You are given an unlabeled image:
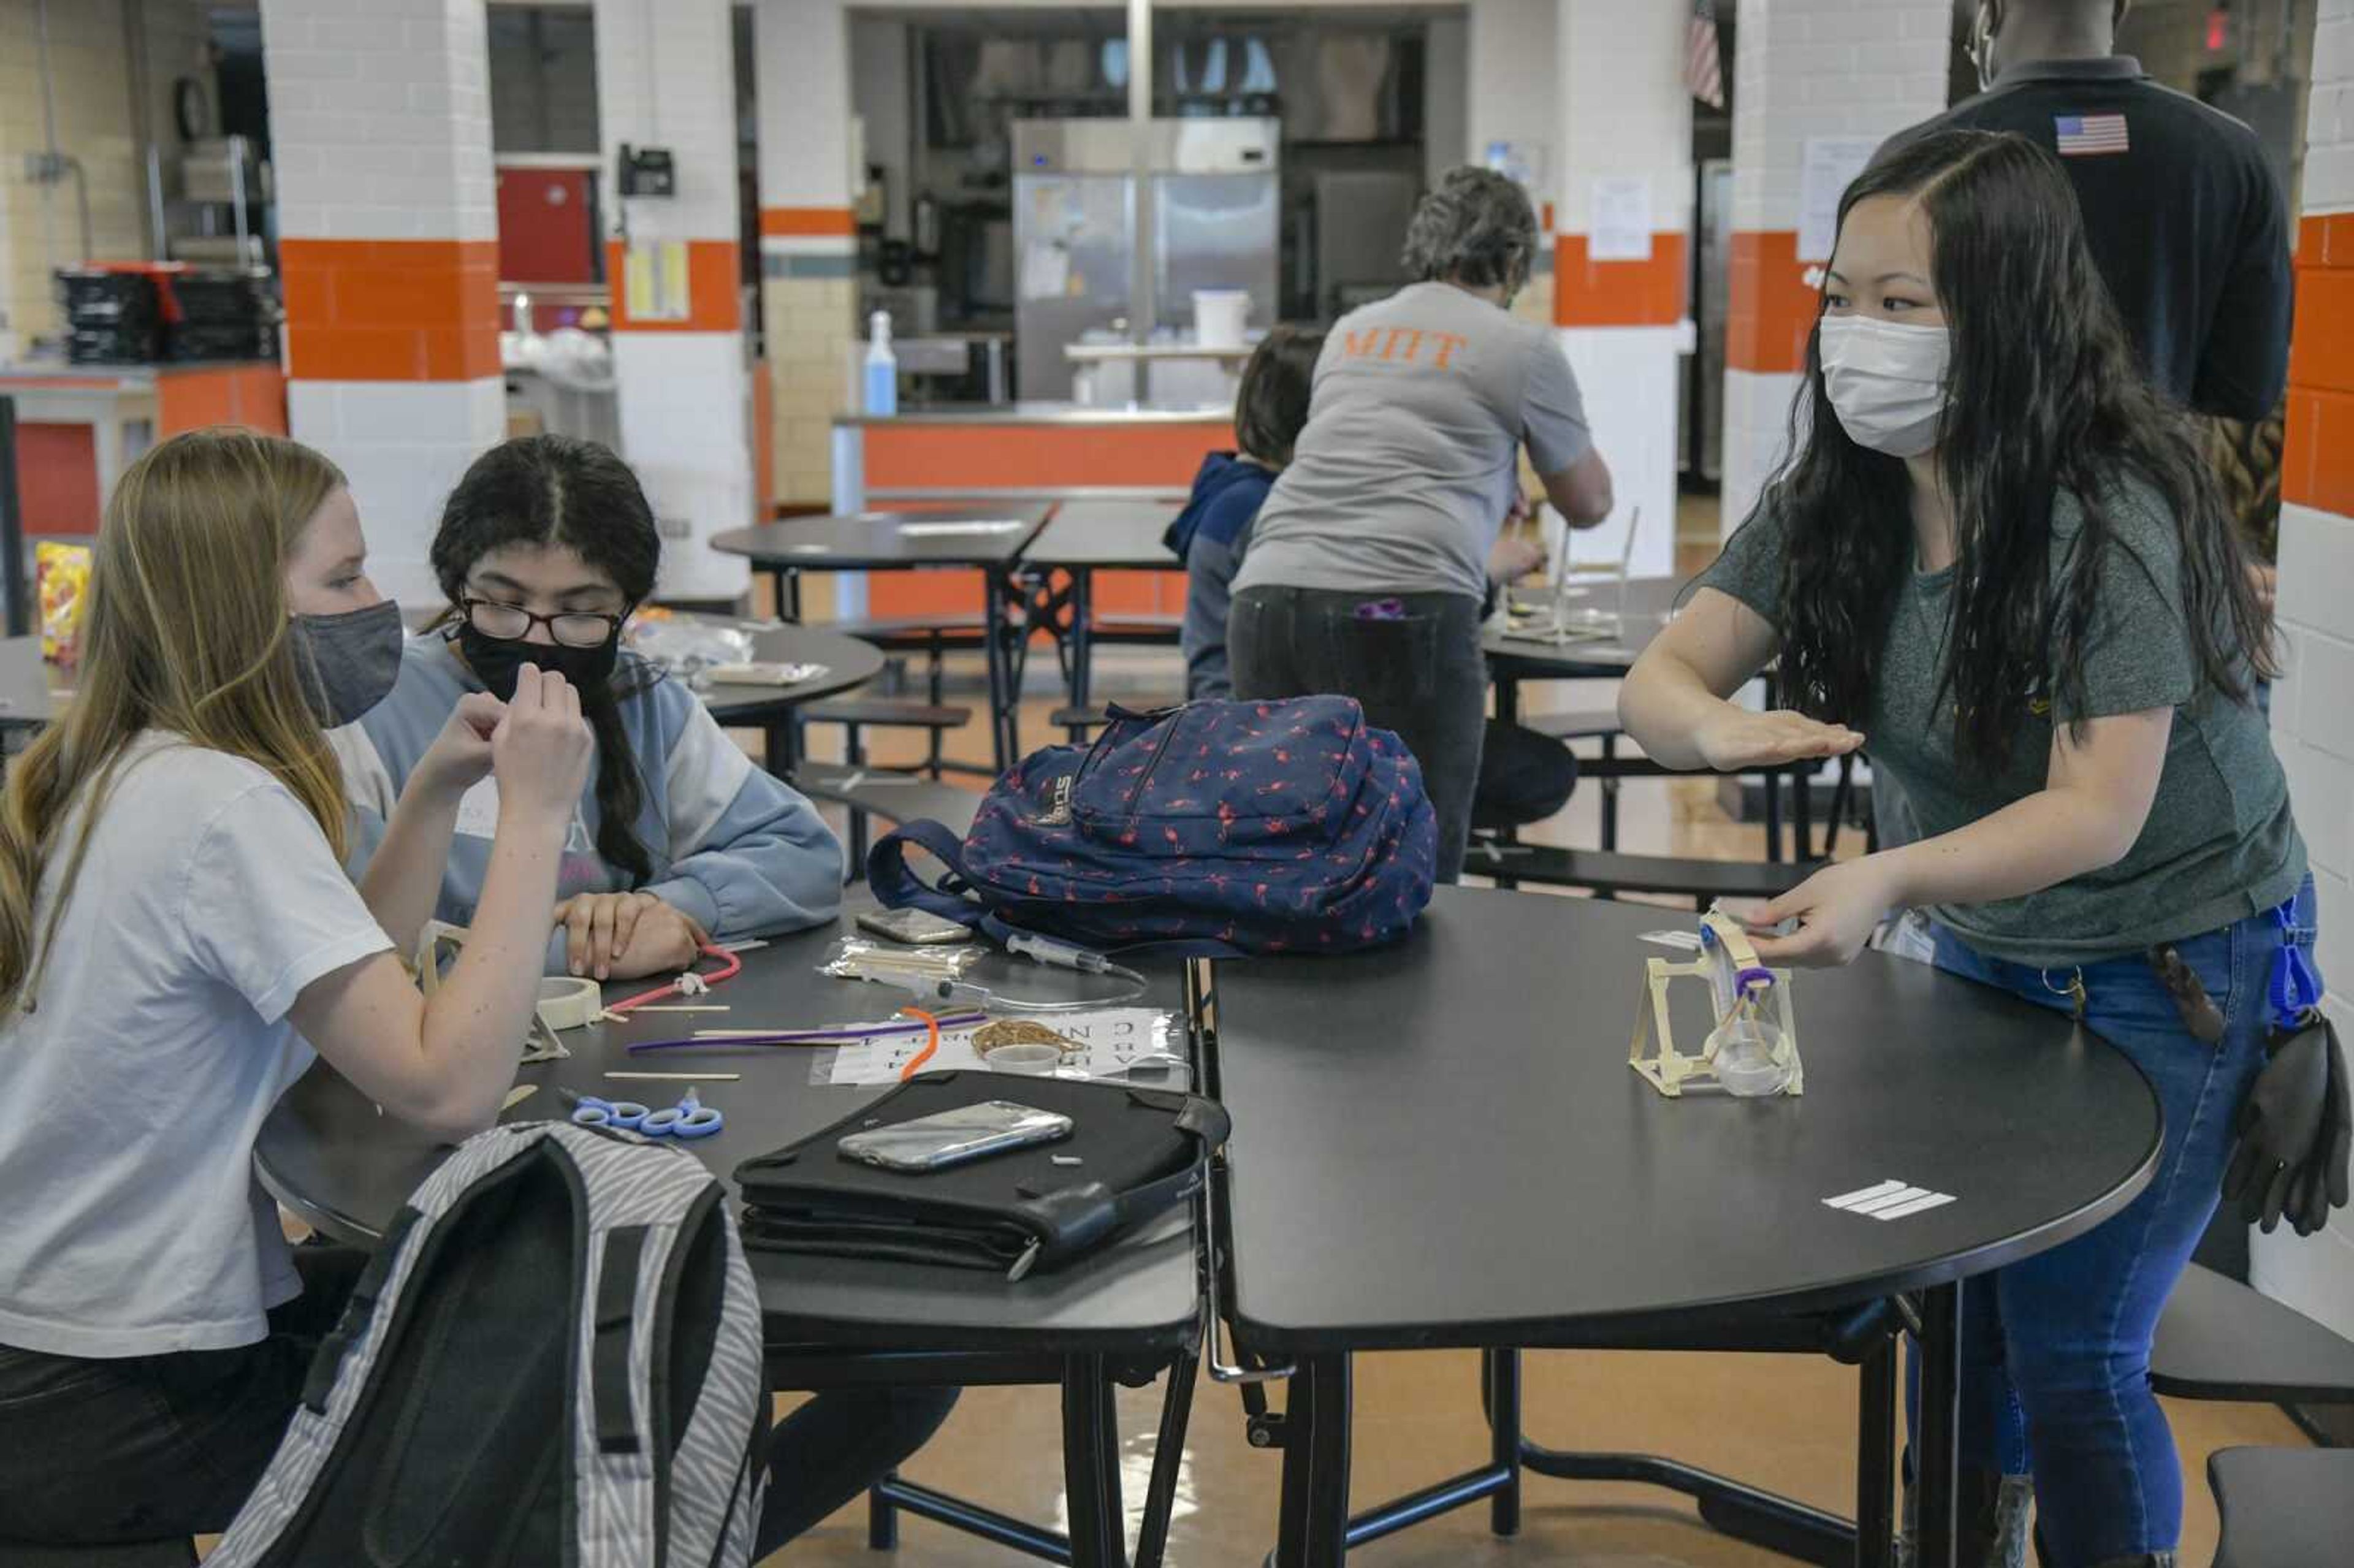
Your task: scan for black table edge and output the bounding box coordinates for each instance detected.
[1218,1106,2164,1358]
[255,1123,1205,1359]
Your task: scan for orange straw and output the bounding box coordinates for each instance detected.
[897,1007,942,1081]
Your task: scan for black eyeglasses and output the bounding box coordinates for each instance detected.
[458,597,625,650]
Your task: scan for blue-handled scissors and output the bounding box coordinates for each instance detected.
[562,1087,723,1139]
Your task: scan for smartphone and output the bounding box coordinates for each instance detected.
[855,906,975,945]
[838,1101,1075,1173]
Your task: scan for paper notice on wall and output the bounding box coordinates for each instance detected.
[1588,175,1653,262]
[1019,242,1073,302]
[1797,137,1884,262]
[624,240,691,322]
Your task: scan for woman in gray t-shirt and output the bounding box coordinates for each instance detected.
[1228,166,1614,878]
[1621,131,2323,1568]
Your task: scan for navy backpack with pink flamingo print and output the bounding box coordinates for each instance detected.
[866,696,1437,956]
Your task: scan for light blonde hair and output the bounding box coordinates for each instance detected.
[0,428,352,1015]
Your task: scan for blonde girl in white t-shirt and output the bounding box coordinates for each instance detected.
[0,428,592,1548]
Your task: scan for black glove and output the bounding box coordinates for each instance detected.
[2285,1016,2350,1238]
[2223,1015,2331,1233]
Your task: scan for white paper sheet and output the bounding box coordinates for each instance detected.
[1588,175,1654,262]
[825,1008,1183,1087]
[1798,137,1884,262]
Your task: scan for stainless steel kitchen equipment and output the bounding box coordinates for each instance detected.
[1011,118,1279,402]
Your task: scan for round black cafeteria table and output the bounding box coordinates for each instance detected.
[711,504,1056,772]
[1480,571,1685,688]
[1205,887,2162,1567]
[256,910,1200,1567]
[695,620,885,772]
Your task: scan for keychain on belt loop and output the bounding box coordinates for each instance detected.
[2043,965,2088,1019]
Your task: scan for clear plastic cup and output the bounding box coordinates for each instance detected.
[1708,1014,1793,1097]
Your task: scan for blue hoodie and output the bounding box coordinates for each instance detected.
[332,636,843,975]
[1164,452,1276,699]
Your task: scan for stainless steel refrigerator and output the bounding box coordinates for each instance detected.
[1011,118,1280,402]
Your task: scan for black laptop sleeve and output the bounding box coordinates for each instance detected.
[732,1071,1230,1279]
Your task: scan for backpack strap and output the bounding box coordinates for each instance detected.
[865,820,990,929]
[591,1226,649,1454]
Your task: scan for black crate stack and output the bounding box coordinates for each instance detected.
[170,270,280,362]
[56,270,162,364]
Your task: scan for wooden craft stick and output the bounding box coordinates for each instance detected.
[605,1070,742,1082]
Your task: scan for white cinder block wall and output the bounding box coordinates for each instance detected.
[1552,0,1689,580]
[593,0,753,603]
[1467,0,1560,328]
[2252,0,2354,1340]
[262,0,505,609]
[756,0,859,520]
[1722,0,1949,538]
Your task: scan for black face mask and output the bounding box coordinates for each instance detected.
[455,622,620,702]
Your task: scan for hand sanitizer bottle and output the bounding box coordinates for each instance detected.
[864,310,898,417]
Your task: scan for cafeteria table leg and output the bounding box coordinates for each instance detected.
[1914,1282,1964,1568]
[1067,568,1095,740]
[1856,1334,1899,1568]
[1132,1348,1200,1568]
[1484,1347,1522,1536]
[867,1478,899,1549]
[1275,1353,1353,1568]
[985,569,1018,772]
[1063,1353,1129,1568]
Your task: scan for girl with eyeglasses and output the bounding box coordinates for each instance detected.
[333,435,842,984]
[332,436,956,1548]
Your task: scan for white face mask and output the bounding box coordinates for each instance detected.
[1817,314,1951,459]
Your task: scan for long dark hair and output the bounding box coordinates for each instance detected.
[1759,129,2269,774]
[432,435,661,885]
[1233,325,1324,466]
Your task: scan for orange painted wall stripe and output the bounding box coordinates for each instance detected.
[859,421,1225,620]
[2284,213,2354,515]
[281,238,500,382]
[602,239,744,334]
[156,365,288,438]
[759,207,857,238]
[865,420,1230,492]
[1725,230,1823,376]
[1553,232,1687,328]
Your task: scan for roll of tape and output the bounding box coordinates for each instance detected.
[538,976,605,1033]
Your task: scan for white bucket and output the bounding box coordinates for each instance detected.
[1193,289,1250,350]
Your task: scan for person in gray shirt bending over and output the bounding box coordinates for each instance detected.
[1228,166,1614,878]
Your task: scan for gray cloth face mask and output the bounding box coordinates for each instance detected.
[289,599,405,728]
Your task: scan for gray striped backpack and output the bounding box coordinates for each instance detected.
[207,1121,770,1567]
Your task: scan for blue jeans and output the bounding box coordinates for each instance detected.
[1915,877,2320,1566]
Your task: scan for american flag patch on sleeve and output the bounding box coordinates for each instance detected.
[2054,113,2130,156]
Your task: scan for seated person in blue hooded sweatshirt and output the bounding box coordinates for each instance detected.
[1169,329,1576,831]
[333,436,844,984]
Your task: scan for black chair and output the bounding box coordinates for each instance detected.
[794,697,973,782]
[2149,1263,2354,1568]
[1465,840,1822,908]
[0,1541,198,1567]
[792,762,980,875]
[1051,701,1183,742]
[2207,1447,2354,1568]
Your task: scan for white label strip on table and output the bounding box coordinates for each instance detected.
[1824,1178,1958,1221]
[1872,1190,1959,1221]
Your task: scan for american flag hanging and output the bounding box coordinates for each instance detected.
[1687,0,1726,111]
